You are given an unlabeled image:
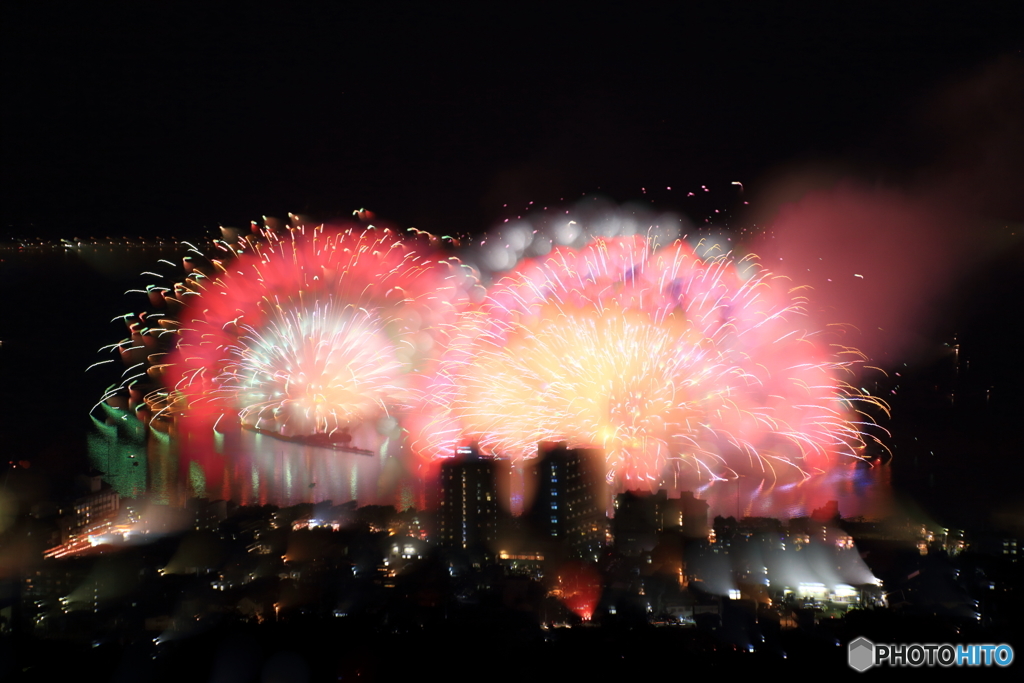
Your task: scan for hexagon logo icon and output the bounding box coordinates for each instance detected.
[848,636,875,672]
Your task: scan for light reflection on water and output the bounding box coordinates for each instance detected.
[94,417,895,520]
[142,424,414,509]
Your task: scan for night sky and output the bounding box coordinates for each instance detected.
[4,4,1022,238]
[2,4,1023,522]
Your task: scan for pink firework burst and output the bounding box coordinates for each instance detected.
[164,224,466,441]
[415,235,887,486]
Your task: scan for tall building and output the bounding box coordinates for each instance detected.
[55,470,120,543]
[526,442,606,561]
[437,445,500,551]
[667,490,710,540]
[612,489,710,552]
[612,489,667,555]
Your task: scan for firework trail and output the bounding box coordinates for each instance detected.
[415,234,887,485]
[156,224,470,441]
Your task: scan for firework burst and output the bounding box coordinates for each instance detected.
[158,224,466,441]
[416,235,887,485]
[95,210,888,497]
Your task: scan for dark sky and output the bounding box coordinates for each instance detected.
[3,3,1022,238]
